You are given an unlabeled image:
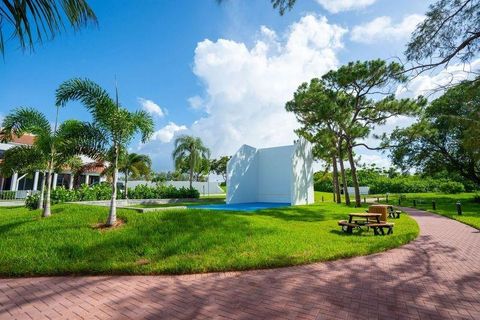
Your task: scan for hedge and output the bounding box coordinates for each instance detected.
[25,183,200,210]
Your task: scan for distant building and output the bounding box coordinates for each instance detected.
[227,138,314,205]
[0,134,107,194]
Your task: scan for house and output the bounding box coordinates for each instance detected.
[227,138,314,205]
[0,134,107,194]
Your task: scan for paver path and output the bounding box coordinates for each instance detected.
[1,208,479,320]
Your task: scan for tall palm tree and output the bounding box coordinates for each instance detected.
[172,135,210,188]
[0,107,105,216]
[0,0,97,55]
[56,78,154,227]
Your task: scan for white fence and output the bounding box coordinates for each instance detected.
[0,190,39,200]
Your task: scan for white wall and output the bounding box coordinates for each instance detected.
[257,146,294,203]
[227,138,314,205]
[227,145,259,203]
[291,139,314,205]
[347,186,370,195]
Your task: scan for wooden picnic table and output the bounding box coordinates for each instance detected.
[348,213,381,224]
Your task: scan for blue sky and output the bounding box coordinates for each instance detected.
[1,0,443,172]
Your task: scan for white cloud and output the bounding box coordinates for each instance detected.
[396,59,480,99]
[151,122,187,143]
[137,97,165,117]
[190,15,347,158]
[356,154,392,169]
[136,122,188,170]
[316,0,376,13]
[351,14,424,44]
[188,95,204,110]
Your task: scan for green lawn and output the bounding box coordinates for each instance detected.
[0,200,418,277]
[132,197,225,208]
[375,192,480,229]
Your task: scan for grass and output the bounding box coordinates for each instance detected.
[0,195,418,277]
[131,197,225,208]
[374,192,480,229]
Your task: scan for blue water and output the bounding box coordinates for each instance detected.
[188,202,291,212]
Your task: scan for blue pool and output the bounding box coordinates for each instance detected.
[188,202,291,212]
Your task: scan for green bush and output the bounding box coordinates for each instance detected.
[438,181,465,194]
[25,193,40,210]
[24,183,198,209]
[128,184,199,199]
[473,194,480,203]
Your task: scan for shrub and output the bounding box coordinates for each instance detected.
[438,181,465,194]
[127,184,199,199]
[25,193,40,210]
[24,183,199,209]
[473,194,480,203]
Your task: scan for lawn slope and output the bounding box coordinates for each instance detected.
[0,201,418,276]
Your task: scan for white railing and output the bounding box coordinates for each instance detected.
[0,190,39,200]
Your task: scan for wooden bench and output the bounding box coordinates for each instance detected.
[388,207,401,219]
[366,222,394,235]
[338,220,359,234]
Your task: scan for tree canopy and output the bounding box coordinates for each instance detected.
[388,78,480,186]
[172,135,210,188]
[406,0,480,73]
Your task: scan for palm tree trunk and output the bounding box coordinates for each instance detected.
[124,170,128,199]
[347,143,361,207]
[107,145,119,226]
[43,106,59,218]
[331,155,341,204]
[338,143,350,206]
[37,171,46,210]
[189,156,194,189]
[42,164,53,217]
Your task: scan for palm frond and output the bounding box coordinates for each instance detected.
[55,78,116,125]
[0,107,51,142]
[56,119,108,161]
[0,0,97,55]
[131,110,154,143]
[0,144,46,175]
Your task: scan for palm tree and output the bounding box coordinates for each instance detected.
[55,78,154,226]
[0,107,105,216]
[114,152,151,198]
[0,144,47,209]
[172,135,210,188]
[0,0,97,55]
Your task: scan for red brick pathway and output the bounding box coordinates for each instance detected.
[1,208,479,320]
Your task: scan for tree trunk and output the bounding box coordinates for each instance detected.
[107,146,119,227]
[37,171,46,210]
[189,156,194,189]
[331,155,341,204]
[347,144,361,207]
[124,170,128,199]
[338,143,350,206]
[42,165,53,217]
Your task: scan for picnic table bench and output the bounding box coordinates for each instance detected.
[338,212,394,235]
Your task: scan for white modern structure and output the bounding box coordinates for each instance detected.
[227,139,314,205]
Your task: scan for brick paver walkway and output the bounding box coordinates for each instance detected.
[1,208,479,319]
